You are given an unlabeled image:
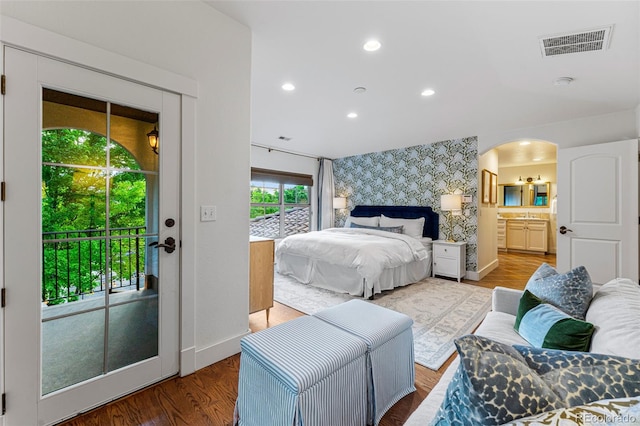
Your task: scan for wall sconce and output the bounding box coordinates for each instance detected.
[515,176,525,185]
[440,194,462,242]
[147,126,159,154]
[333,197,347,209]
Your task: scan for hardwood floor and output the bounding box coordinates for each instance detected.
[58,251,555,426]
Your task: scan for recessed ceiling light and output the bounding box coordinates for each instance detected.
[421,89,435,97]
[553,77,574,86]
[363,40,381,52]
[520,141,531,146]
[347,112,358,119]
[281,82,295,91]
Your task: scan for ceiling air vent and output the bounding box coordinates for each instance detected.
[539,25,613,57]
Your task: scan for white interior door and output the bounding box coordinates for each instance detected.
[557,139,638,284]
[3,47,180,425]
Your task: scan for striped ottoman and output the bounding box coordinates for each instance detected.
[235,315,369,426]
[314,300,415,425]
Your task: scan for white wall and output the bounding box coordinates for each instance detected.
[478,109,637,154]
[1,1,252,372]
[250,146,320,231]
[476,149,499,280]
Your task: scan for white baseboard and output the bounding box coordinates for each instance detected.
[194,329,251,371]
[465,270,480,281]
[476,258,499,281]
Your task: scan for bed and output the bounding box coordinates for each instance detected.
[276,205,440,298]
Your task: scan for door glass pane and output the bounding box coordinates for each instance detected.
[41,89,160,394]
[108,103,160,370]
[41,309,105,395]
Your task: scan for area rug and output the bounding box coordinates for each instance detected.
[274,272,493,371]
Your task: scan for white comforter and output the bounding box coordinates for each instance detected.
[275,228,428,283]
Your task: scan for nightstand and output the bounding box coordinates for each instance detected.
[432,241,466,282]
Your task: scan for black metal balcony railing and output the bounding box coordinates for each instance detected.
[42,226,147,305]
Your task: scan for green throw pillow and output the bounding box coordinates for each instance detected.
[515,290,595,352]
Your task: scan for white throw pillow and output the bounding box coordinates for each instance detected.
[379,214,425,239]
[344,215,379,228]
[585,278,640,359]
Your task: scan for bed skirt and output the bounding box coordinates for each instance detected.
[276,252,432,298]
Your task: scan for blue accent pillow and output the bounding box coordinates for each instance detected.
[515,290,595,352]
[349,223,379,230]
[432,335,564,426]
[350,223,404,234]
[432,335,640,426]
[514,345,640,407]
[378,225,404,234]
[525,264,593,320]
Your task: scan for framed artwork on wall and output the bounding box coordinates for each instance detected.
[490,172,498,204]
[481,169,491,204]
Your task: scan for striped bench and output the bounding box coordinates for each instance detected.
[314,300,415,425]
[235,315,369,426]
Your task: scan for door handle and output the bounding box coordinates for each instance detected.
[149,237,176,253]
[559,226,573,235]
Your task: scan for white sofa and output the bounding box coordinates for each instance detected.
[404,278,640,425]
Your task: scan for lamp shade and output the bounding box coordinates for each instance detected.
[333,197,347,209]
[441,194,462,211]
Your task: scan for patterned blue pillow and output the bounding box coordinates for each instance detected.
[525,264,593,320]
[432,335,565,425]
[513,345,640,407]
[433,335,640,426]
[350,223,404,234]
[378,225,404,234]
[349,223,378,230]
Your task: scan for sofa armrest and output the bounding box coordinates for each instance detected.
[492,287,523,316]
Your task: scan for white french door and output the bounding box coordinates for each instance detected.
[3,47,180,425]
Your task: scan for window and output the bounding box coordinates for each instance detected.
[250,168,313,238]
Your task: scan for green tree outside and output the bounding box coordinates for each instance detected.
[42,129,147,305]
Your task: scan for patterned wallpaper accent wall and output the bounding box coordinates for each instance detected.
[333,137,479,272]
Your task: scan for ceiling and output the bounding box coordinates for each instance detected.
[495,140,557,167]
[207,1,639,160]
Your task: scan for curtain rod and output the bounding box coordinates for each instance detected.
[251,143,333,161]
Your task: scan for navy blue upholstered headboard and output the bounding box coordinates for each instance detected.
[350,205,439,240]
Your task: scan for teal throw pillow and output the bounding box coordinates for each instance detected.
[525,264,593,320]
[515,290,595,352]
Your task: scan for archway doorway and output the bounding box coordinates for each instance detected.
[493,139,558,254]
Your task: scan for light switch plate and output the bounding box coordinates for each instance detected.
[200,205,216,221]
[462,195,472,203]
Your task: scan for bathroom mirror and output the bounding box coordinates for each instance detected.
[498,183,550,207]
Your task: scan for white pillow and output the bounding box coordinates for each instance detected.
[379,214,425,239]
[585,278,640,359]
[418,237,433,249]
[344,215,379,228]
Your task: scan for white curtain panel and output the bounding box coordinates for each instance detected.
[318,158,335,229]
